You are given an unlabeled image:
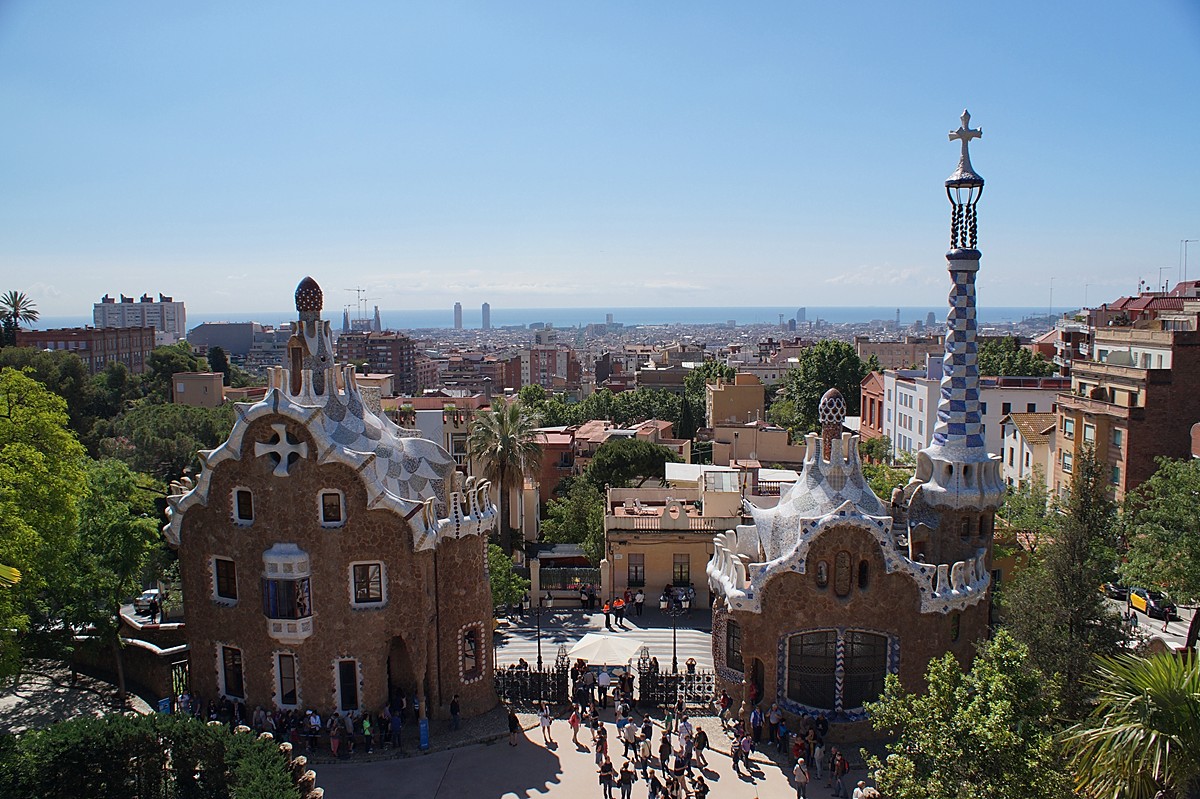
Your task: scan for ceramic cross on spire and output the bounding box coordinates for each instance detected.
[947,109,983,185]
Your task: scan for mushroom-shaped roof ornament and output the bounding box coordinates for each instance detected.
[818,388,847,459]
[295,276,323,316]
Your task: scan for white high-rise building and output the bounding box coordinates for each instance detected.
[481,302,491,330]
[94,293,186,345]
[453,302,463,329]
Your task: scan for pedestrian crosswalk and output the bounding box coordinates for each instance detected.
[493,610,714,672]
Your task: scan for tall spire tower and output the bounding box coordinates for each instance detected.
[908,111,1004,561]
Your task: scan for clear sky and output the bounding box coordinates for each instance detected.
[1,1,1197,319]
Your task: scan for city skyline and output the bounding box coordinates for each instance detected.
[1,2,1197,317]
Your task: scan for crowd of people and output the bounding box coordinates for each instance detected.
[173,687,449,759]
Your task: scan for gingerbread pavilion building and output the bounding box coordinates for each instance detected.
[707,112,1001,739]
[166,277,498,721]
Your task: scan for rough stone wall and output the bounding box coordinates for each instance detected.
[179,414,495,719]
[713,524,988,740]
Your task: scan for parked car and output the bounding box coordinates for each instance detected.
[1101,582,1128,600]
[1128,587,1177,620]
[133,588,161,614]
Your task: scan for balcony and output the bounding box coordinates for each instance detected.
[607,513,739,532]
[1057,392,1144,421]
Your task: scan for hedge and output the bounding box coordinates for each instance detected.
[0,713,296,799]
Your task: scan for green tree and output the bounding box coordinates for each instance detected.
[865,628,1069,799]
[584,438,682,490]
[772,340,866,433]
[208,345,231,386]
[861,460,913,500]
[143,342,208,402]
[997,467,1054,552]
[58,459,161,700]
[468,397,542,552]
[0,347,99,446]
[0,291,39,347]
[541,479,606,565]
[1121,457,1200,649]
[1063,652,1200,799]
[977,337,1055,377]
[487,543,530,609]
[1000,449,1124,718]
[95,402,237,482]
[859,434,892,464]
[0,368,86,678]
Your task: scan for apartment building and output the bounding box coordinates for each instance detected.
[1054,317,1200,501]
[94,293,186,345]
[17,326,156,375]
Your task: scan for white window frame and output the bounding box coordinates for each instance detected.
[1083,423,1096,445]
[232,487,254,525]
[274,652,300,709]
[211,555,238,605]
[349,561,387,608]
[319,489,346,528]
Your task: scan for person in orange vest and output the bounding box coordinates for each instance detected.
[603,601,613,630]
[612,597,626,629]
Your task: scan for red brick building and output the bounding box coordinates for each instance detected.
[335,331,418,395]
[859,371,886,444]
[1054,315,1200,501]
[166,278,498,722]
[17,326,156,375]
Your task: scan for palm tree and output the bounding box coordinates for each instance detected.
[467,397,542,552]
[1064,653,1200,799]
[1,290,39,346]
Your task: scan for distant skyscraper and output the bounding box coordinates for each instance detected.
[372,305,382,333]
[797,307,806,324]
[927,311,937,327]
[482,302,491,331]
[342,307,351,333]
[606,313,614,325]
[453,302,463,329]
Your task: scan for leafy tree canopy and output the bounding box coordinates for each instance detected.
[0,368,87,678]
[997,466,1054,552]
[584,437,682,490]
[95,402,236,482]
[0,347,98,445]
[487,543,530,609]
[772,340,866,433]
[1121,457,1200,647]
[861,460,913,500]
[978,337,1055,377]
[143,342,209,402]
[1000,449,1124,718]
[540,479,606,565]
[866,628,1069,799]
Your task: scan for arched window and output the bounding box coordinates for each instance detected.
[726,620,744,671]
[858,560,869,591]
[815,560,829,589]
[834,551,852,597]
[960,516,972,540]
[951,613,961,642]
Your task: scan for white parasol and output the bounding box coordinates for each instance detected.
[566,633,646,665]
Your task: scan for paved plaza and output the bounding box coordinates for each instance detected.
[319,712,872,799]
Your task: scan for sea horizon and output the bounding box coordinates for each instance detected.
[37,304,1067,333]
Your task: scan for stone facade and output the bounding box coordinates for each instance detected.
[168,277,498,722]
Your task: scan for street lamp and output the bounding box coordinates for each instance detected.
[662,594,689,674]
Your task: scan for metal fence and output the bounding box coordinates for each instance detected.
[495,663,571,706]
[539,567,600,591]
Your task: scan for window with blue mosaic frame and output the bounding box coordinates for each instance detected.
[786,631,837,710]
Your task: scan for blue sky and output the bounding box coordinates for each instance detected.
[1,2,1197,318]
